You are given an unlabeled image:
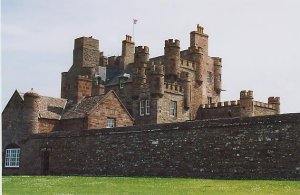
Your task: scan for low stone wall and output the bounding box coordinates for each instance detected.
[3,113,300,179]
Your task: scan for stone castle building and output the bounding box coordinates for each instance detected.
[3,25,298,179]
[60,25,280,126]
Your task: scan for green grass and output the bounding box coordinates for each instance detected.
[2,176,300,195]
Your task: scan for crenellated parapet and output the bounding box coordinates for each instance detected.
[268,97,280,114]
[165,39,180,48]
[164,82,184,95]
[200,100,240,109]
[180,59,196,71]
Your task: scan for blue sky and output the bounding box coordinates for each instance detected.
[2,0,300,113]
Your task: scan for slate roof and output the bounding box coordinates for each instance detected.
[105,63,133,86]
[61,95,104,119]
[16,91,67,120]
[39,96,67,120]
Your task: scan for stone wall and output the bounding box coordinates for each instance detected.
[198,106,240,120]
[3,113,299,179]
[38,119,59,133]
[87,92,134,129]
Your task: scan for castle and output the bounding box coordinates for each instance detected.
[3,25,298,179]
[60,24,280,126]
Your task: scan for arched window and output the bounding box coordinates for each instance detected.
[4,144,20,168]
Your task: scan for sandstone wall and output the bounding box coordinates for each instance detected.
[3,113,300,179]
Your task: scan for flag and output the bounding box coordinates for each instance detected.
[133,19,138,24]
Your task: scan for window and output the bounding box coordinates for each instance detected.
[140,99,150,116]
[140,100,145,116]
[207,71,213,83]
[107,118,116,128]
[207,97,212,105]
[170,101,177,117]
[5,148,20,168]
[119,82,124,89]
[145,100,150,115]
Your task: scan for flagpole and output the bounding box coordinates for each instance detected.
[133,21,135,42]
[133,19,137,42]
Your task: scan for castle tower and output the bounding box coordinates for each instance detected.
[61,72,68,98]
[190,25,208,56]
[121,35,135,71]
[188,45,203,84]
[74,75,92,103]
[164,39,180,82]
[23,89,41,134]
[73,37,100,67]
[61,37,100,100]
[150,63,164,98]
[213,57,222,94]
[132,46,149,99]
[182,72,191,109]
[240,90,254,117]
[92,82,105,96]
[268,97,280,114]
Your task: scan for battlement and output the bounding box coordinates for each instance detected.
[164,82,184,94]
[124,34,133,43]
[253,101,276,109]
[165,39,180,47]
[268,96,280,104]
[180,59,195,70]
[212,57,222,66]
[135,46,149,54]
[188,45,202,53]
[200,100,240,109]
[240,90,253,99]
[74,36,99,50]
[150,64,164,74]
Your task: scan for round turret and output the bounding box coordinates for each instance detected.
[268,96,280,114]
[23,89,41,134]
[188,46,203,84]
[213,57,222,93]
[182,72,191,109]
[164,39,180,82]
[132,46,149,99]
[150,64,165,98]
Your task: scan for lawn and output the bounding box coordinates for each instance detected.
[2,176,300,195]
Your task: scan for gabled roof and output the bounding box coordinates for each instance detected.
[61,90,134,121]
[2,90,67,120]
[39,96,67,120]
[61,95,105,119]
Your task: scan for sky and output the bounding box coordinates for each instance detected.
[1,0,300,113]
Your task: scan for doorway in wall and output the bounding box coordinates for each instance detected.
[41,149,50,175]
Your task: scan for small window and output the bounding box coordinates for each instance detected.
[107,118,116,128]
[140,100,145,116]
[207,97,212,105]
[207,71,213,83]
[170,101,177,117]
[119,82,124,89]
[5,148,20,168]
[145,100,150,115]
